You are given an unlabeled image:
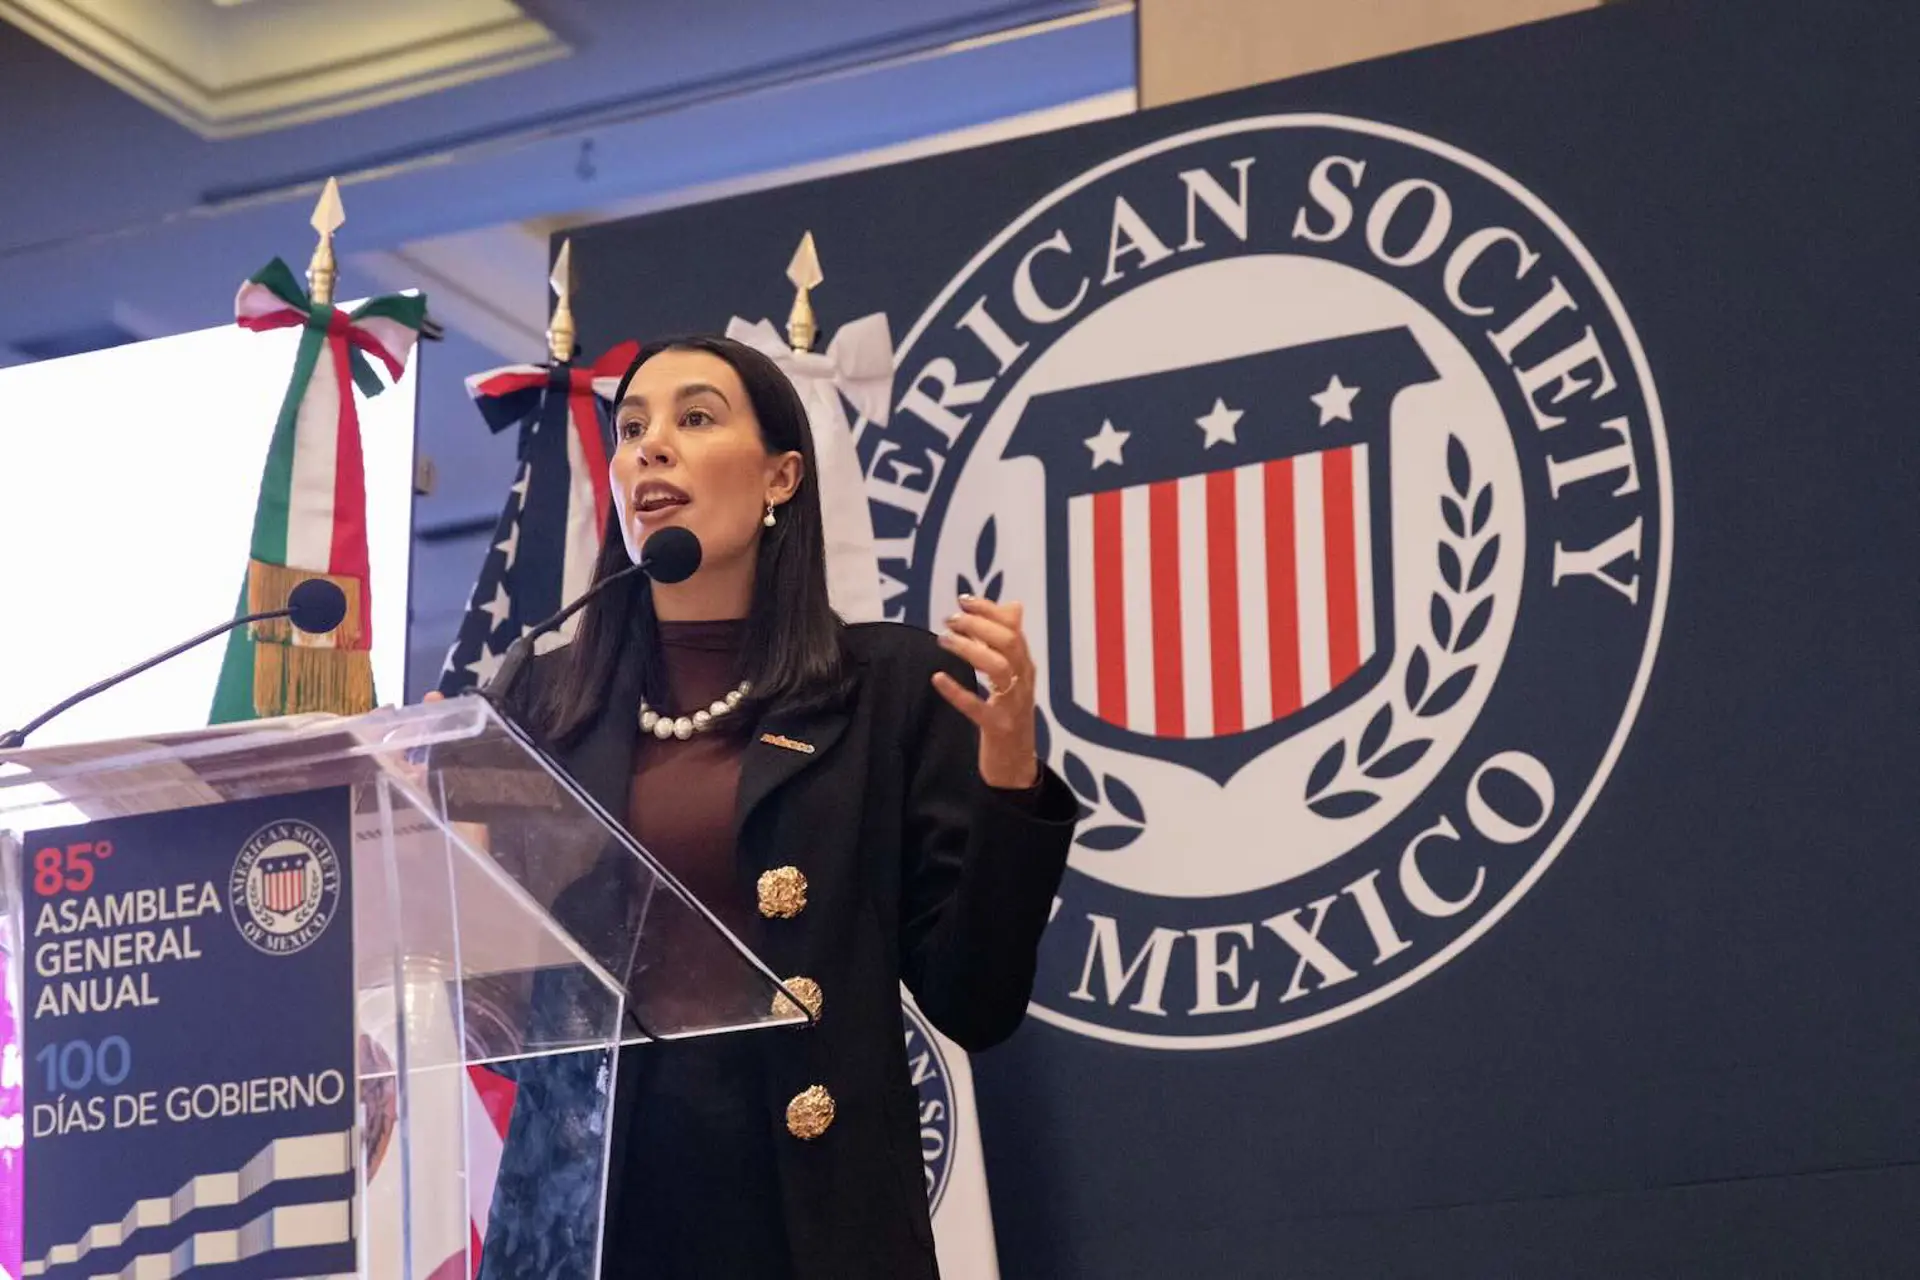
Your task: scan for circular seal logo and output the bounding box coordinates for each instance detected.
[902,1001,956,1212]
[230,819,343,956]
[882,115,1671,1048]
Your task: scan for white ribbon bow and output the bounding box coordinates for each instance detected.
[726,313,895,623]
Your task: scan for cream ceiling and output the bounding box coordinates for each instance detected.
[0,0,568,137]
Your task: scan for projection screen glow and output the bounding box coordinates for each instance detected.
[0,310,417,748]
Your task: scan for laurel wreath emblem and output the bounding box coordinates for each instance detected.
[963,516,1149,850]
[953,515,1006,605]
[1040,710,1149,850]
[1304,435,1501,818]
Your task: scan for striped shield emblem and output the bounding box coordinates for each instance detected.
[1007,327,1438,783]
[259,852,310,915]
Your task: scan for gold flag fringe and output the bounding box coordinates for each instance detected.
[244,559,365,647]
[243,558,373,716]
[253,641,374,718]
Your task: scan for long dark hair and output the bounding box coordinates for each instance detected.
[534,335,848,743]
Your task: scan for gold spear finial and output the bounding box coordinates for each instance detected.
[786,231,823,352]
[307,177,345,305]
[548,239,576,363]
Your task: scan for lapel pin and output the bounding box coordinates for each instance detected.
[759,732,816,755]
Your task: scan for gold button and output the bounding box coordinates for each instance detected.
[772,976,823,1021]
[785,1085,835,1140]
[757,866,808,919]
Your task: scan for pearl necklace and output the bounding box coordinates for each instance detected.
[640,681,752,742]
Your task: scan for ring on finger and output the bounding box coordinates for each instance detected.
[988,672,1022,698]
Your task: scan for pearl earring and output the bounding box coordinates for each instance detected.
[763,503,777,528]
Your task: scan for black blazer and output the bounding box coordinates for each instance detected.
[489,620,1075,1280]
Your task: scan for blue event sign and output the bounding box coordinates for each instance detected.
[20,787,355,1280]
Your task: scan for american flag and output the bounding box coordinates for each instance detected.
[432,344,635,1277]
[437,342,638,694]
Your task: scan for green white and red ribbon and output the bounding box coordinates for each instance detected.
[210,258,425,722]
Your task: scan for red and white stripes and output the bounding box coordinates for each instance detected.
[263,862,307,914]
[1067,445,1378,739]
[463,1065,517,1277]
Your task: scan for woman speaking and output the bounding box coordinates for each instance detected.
[490,335,1076,1280]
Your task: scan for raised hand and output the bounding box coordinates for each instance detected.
[932,595,1041,790]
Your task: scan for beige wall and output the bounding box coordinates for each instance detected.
[1139,0,1601,108]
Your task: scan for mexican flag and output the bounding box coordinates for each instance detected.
[209,259,425,722]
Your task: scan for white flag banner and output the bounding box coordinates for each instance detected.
[904,990,1001,1279]
[723,315,889,623]
[734,310,1002,1278]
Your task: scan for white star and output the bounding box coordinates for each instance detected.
[1083,419,1131,470]
[1310,375,1360,425]
[1195,398,1243,449]
[465,644,504,684]
[480,582,512,631]
[509,462,531,504]
[494,520,520,572]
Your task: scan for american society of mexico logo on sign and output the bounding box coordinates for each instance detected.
[902,1001,956,1212]
[230,819,343,956]
[875,116,1672,1048]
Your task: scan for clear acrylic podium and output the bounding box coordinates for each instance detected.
[0,697,805,1280]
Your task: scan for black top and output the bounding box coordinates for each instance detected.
[483,621,1078,1280]
[614,619,789,1277]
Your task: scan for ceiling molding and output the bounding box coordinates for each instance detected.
[546,88,1138,233]
[199,1,1134,208]
[351,91,1135,366]
[0,0,569,138]
[351,228,551,362]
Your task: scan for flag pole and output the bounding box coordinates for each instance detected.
[307,178,344,306]
[549,239,576,363]
[787,231,822,354]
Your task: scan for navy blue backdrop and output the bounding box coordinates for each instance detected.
[567,1,1919,1274]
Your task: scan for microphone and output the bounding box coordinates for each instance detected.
[0,578,351,750]
[287,577,350,635]
[634,525,703,586]
[482,526,702,705]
